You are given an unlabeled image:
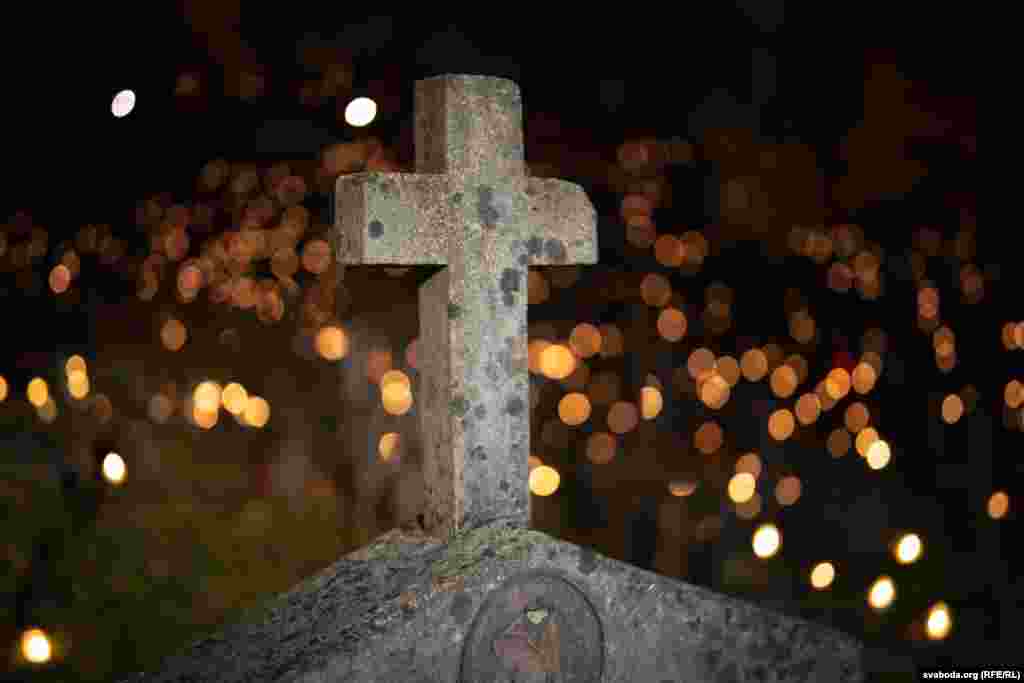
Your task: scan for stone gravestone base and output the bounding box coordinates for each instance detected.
[122,521,862,682]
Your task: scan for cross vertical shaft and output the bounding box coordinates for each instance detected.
[333,75,598,538]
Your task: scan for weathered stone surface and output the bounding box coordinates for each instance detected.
[119,521,862,682]
[332,74,597,538]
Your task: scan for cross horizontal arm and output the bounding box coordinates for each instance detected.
[333,172,454,266]
[523,177,598,265]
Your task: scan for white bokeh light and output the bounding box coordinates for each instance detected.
[102,452,126,485]
[111,89,136,118]
[344,97,377,127]
[21,628,51,664]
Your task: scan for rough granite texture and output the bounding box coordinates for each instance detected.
[119,521,863,682]
[332,75,597,538]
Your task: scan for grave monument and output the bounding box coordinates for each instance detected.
[120,75,863,682]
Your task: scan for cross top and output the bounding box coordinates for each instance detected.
[333,75,598,537]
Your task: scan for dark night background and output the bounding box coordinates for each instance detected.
[1,4,998,681]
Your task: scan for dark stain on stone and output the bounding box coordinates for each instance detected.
[451,191,463,205]
[473,404,486,419]
[369,220,384,239]
[485,361,500,383]
[450,396,469,417]
[506,396,525,416]
[447,303,461,319]
[499,268,520,301]
[499,480,510,492]
[503,293,515,307]
[471,445,487,461]
[526,236,543,257]
[478,186,499,227]
[451,592,473,625]
[578,547,597,575]
[547,547,557,561]
[544,238,567,262]
[518,253,528,265]
[497,349,512,375]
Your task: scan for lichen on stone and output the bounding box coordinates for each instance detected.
[431,525,543,582]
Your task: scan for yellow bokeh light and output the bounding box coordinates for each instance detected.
[569,323,602,358]
[379,432,400,462]
[221,382,249,415]
[728,472,756,503]
[20,628,51,664]
[716,355,741,386]
[926,602,952,640]
[752,523,781,559]
[769,365,798,399]
[868,576,895,611]
[656,307,687,341]
[824,368,851,400]
[941,394,964,424]
[193,381,222,414]
[540,344,576,380]
[1004,380,1023,409]
[640,386,663,419]
[735,452,762,478]
[866,439,891,470]
[558,392,592,426]
[688,348,716,381]
[768,409,795,441]
[894,533,923,564]
[161,318,187,351]
[380,369,411,391]
[740,348,768,382]
[68,369,89,400]
[810,562,835,590]
[529,465,560,496]
[695,421,724,455]
[316,325,349,361]
[851,362,877,394]
[776,476,802,506]
[382,382,413,416]
[855,426,880,457]
[988,491,1009,520]
[844,402,870,433]
[699,374,730,410]
[344,96,377,127]
[193,406,218,429]
[65,354,87,376]
[102,452,126,485]
[0,375,7,402]
[795,393,821,425]
[243,396,270,427]
[27,377,48,408]
[528,339,552,374]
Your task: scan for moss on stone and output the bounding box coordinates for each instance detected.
[360,542,404,562]
[432,525,544,581]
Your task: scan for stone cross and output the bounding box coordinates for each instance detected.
[333,74,597,537]
[119,76,865,683]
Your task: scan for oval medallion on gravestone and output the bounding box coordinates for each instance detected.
[459,570,604,683]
